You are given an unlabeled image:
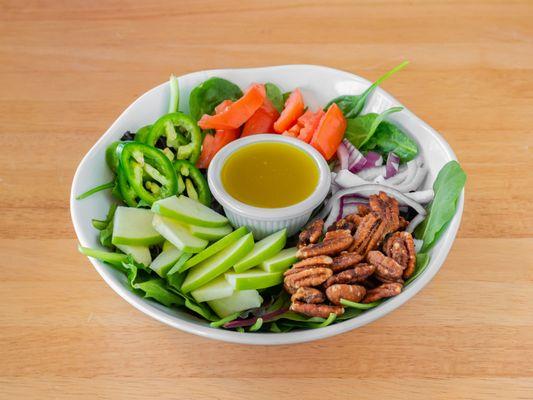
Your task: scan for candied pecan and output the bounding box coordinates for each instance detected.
[297,234,353,258]
[358,276,381,290]
[330,252,364,273]
[324,263,376,287]
[369,192,400,234]
[349,213,386,255]
[326,284,366,305]
[284,265,326,276]
[293,255,333,269]
[284,281,297,295]
[345,213,362,228]
[327,218,355,233]
[298,219,324,248]
[383,231,416,279]
[323,229,352,241]
[363,282,403,303]
[290,301,344,318]
[291,287,325,304]
[398,216,409,230]
[357,204,371,216]
[284,267,332,289]
[367,251,403,282]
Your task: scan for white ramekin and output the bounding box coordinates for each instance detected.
[207,134,331,239]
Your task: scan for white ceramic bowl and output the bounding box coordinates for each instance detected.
[70,65,464,345]
[207,134,331,239]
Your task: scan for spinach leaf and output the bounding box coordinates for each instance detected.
[134,278,185,307]
[361,120,419,162]
[404,253,430,285]
[188,77,243,121]
[91,203,117,248]
[282,91,291,103]
[344,107,403,148]
[415,161,466,251]
[265,82,284,113]
[325,60,408,118]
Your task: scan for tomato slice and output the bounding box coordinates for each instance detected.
[310,103,347,160]
[196,133,216,169]
[273,89,305,133]
[296,109,324,143]
[198,84,266,130]
[196,100,241,169]
[241,97,279,137]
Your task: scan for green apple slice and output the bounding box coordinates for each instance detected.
[166,252,193,276]
[149,247,183,277]
[180,226,248,273]
[151,195,228,227]
[112,206,162,246]
[225,268,283,290]
[208,290,263,318]
[258,247,298,273]
[191,276,234,303]
[115,243,151,266]
[181,232,254,293]
[233,229,287,273]
[152,214,208,253]
[162,240,175,252]
[188,223,233,241]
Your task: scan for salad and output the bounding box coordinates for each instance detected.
[77,62,466,332]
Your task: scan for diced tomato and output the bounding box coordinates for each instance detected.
[196,133,216,169]
[273,89,305,133]
[282,123,301,137]
[241,97,279,137]
[296,109,324,143]
[310,103,347,160]
[198,84,266,130]
[196,100,241,169]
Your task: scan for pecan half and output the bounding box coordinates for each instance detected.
[326,284,366,305]
[297,233,353,258]
[293,255,333,269]
[349,213,386,255]
[324,263,376,287]
[284,267,332,289]
[323,229,352,241]
[344,213,362,228]
[327,218,355,233]
[290,301,344,318]
[367,251,403,282]
[383,231,416,279]
[369,192,400,234]
[298,219,324,248]
[330,252,364,273]
[363,282,403,303]
[398,216,409,231]
[357,204,371,216]
[291,287,325,304]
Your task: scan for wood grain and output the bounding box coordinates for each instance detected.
[0,1,532,399]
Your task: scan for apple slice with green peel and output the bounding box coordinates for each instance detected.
[115,243,151,266]
[151,195,228,227]
[181,232,254,293]
[188,223,233,241]
[225,268,283,290]
[149,247,183,277]
[166,252,193,276]
[112,206,163,246]
[180,226,248,273]
[191,276,234,303]
[152,214,208,253]
[233,229,287,273]
[208,290,263,318]
[259,247,298,273]
[162,240,175,252]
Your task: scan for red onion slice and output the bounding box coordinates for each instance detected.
[223,307,289,329]
[342,139,367,173]
[364,151,383,168]
[385,152,400,178]
[336,142,349,171]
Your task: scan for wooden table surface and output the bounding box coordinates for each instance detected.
[1,1,532,399]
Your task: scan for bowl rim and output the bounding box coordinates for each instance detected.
[70,64,464,345]
[207,134,331,220]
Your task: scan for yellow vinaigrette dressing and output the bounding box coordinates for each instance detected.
[221,142,319,208]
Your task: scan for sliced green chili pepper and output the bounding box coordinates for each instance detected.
[117,167,139,207]
[173,159,211,206]
[135,125,152,143]
[105,142,120,172]
[118,142,178,206]
[147,112,202,164]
